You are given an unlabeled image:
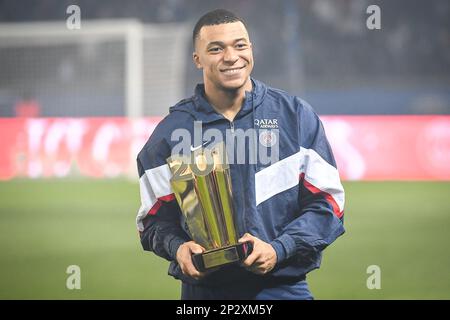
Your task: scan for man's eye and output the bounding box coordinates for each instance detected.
[208,47,221,52]
[236,43,247,49]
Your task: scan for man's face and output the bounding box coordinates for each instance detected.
[193,21,254,92]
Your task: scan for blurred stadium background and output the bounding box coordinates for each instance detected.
[0,0,449,299]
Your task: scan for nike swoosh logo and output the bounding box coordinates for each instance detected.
[190,143,204,152]
[190,140,214,152]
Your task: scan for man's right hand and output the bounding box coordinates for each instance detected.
[176,241,206,280]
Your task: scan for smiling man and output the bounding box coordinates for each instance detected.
[192,16,253,121]
[136,9,345,300]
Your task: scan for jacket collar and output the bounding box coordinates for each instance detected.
[189,77,267,123]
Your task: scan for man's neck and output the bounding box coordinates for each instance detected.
[204,78,252,122]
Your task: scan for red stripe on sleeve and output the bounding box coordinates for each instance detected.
[300,173,344,218]
[148,193,176,215]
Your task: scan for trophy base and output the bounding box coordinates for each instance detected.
[192,242,253,272]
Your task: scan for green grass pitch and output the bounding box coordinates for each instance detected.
[0,179,449,299]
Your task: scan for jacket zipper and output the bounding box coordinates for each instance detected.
[227,118,247,235]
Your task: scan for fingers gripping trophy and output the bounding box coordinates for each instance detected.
[167,142,252,272]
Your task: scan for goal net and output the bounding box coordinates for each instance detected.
[0,20,189,117]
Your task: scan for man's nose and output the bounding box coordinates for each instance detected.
[223,47,238,63]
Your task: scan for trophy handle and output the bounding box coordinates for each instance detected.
[192,241,253,272]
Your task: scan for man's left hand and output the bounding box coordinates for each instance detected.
[238,233,277,275]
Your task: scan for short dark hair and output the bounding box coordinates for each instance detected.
[192,9,246,46]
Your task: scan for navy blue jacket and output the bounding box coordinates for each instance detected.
[136,79,345,287]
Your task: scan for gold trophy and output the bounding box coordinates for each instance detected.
[166,142,252,272]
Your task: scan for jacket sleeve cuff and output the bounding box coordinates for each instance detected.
[270,234,297,263]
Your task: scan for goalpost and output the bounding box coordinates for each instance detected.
[0,20,189,117]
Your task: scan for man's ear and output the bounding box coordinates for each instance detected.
[193,52,202,69]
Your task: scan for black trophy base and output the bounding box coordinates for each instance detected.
[192,242,253,272]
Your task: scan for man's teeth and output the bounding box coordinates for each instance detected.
[223,68,241,74]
